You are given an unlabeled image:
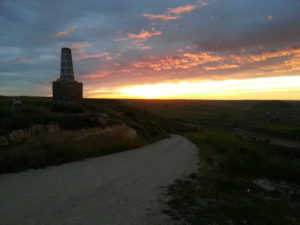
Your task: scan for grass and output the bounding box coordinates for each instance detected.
[0,97,180,136]
[126,99,300,138]
[165,131,300,225]
[0,96,179,174]
[125,99,300,224]
[188,132,300,183]
[0,135,144,174]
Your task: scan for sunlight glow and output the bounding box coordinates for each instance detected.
[112,76,300,100]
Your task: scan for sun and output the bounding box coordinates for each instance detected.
[119,83,182,99]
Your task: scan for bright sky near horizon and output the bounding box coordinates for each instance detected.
[0,0,300,99]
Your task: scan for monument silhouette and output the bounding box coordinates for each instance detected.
[52,48,83,105]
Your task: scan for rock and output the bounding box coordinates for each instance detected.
[8,130,28,145]
[97,118,107,127]
[28,125,46,135]
[0,136,9,147]
[253,179,276,192]
[127,128,137,138]
[97,113,109,119]
[46,124,60,134]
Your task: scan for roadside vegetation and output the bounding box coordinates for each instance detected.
[0,134,143,174]
[165,131,300,225]
[126,100,300,224]
[0,96,178,138]
[0,96,178,174]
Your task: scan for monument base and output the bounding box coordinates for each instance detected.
[52,79,83,105]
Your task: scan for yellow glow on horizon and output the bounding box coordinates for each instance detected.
[89,76,300,100]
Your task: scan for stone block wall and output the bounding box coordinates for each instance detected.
[52,79,83,105]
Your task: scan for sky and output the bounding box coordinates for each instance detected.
[0,0,300,99]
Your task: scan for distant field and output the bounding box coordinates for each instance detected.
[125,99,300,144]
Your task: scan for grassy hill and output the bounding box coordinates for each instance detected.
[0,96,180,173]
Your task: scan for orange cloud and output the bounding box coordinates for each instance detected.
[142,13,180,20]
[77,53,109,60]
[80,70,113,79]
[80,47,300,88]
[130,48,300,73]
[53,26,78,38]
[132,51,222,71]
[262,49,300,73]
[143,2,208,21]
[229,48,300,64]
[116,29,162,41]
[203,64,240,71]
[167,5,197,14]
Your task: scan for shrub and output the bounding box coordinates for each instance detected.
[186,131,300,184]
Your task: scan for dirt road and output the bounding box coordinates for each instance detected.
[0,135,198,225]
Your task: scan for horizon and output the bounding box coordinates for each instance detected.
[2,95,300,102]
[1,0,300,100]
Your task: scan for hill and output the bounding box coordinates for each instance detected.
[0,96,180,173]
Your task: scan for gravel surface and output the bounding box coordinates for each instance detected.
[0,135,198,225]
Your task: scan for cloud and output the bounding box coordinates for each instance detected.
[80,47,300,83]
[128,47,300,73]
[167,5,198,14]
[78,53,109,60]
[262,49,300,73]
[142,13,180,20]
[68,42,91,52]
[67,42,109,60]
[52,26,78,38]
[143,2,207,21]
[198,1,209,7]
[131,51,222,71]
[267,15,273,21]
[228,48,300,64]
[74,46,300,97]
[116,29,162,41]
[127,30,162,39]
[203,64,240,71]
[0,56,39,67]
[140,45,152,50]
[80,70,113,79]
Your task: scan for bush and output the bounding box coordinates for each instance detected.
[0,136,144,174]
[187,131,300,184]
[166,131,300,225]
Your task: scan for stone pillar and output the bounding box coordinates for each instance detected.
[60,48,74,81]
[52,47,83,106]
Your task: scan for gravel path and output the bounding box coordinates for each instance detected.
[0,135,198,225]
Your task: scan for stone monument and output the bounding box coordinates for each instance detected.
[52,47,83,105]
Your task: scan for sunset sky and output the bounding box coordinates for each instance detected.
[1,0,300,99]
